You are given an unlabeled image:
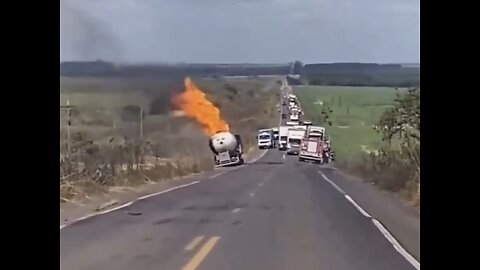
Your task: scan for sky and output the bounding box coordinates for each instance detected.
[60,0,420,64]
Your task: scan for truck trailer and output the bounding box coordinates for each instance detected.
[278,126,289,150]
[209,132,244,168]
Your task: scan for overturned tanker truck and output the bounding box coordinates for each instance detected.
[208,132,244,168]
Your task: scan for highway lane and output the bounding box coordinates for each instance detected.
[60,149,418,270]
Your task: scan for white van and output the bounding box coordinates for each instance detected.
[257,132,273,149]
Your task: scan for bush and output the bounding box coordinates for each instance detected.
[346,88,420,204]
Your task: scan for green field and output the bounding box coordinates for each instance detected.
[295,85,404,161]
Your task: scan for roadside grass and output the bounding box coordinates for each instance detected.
[295,85,403,162]
[296,85,420,207]
[60,76,280,202]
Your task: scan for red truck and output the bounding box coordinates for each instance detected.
[298,136,325,163]
[298,125,330,164]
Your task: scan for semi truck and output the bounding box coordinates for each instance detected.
[298,125,328,163]
[278,126,289,150]
[209,132,244,168]
[286,127,306,155]
[272,127,279,140]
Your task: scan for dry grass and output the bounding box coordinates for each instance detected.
[60,76,280,201]
[342,149,419,207]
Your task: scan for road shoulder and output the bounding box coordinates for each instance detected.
[60,148,267,228]
[319,166,420,261]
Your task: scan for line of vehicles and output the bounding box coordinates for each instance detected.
[207,80,334,168]
[257,91,335,164]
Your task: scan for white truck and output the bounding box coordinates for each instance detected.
[278,126,289,150]
[307,126,325,138]
[286,127,306,155]
[209,132,244,167]
[272,127,279,140]
[257,130,274,149]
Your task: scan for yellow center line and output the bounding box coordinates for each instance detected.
[184,236,205,251]
[181,236,220,270]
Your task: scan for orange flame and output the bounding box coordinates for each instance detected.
[171,77,229,137]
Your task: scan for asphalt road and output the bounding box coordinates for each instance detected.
[60,149,418,270]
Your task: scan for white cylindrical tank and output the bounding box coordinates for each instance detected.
[209,131,238,153]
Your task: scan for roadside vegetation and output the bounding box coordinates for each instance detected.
[296,85,400,161]
[296,86,420,207]
[60,76,279,203]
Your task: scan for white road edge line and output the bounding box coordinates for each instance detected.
[250,149,268,163]
[185,236,205,251]
[372,219,421,270]
[137,181,200,200]
[60,181,200,230]
[317,171,345,195]
[344,195,371,218]
[231,208,241,214]
[60,150,270,230]
[318,169,420,269]
[249,192,255,197]
[208,172,226,179]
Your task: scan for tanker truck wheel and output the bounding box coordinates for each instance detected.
[239,157,244,165]
[322,153,328,164]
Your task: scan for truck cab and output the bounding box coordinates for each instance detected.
[257,132,273,149]
[272,127,279,140]
[298,126,327,163]
[279,135,288,150]
[286,126,305,155]
[298,136,324,163]
[278,126,289,151]
[290,113,299,121]
[287,137,302,155]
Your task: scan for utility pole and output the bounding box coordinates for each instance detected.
[60,100,71,157]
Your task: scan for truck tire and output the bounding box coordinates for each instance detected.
[299,157,304,162]
[322,153,329,164]
[239,157,244,165]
